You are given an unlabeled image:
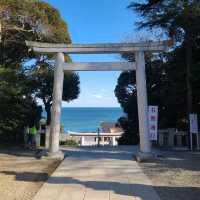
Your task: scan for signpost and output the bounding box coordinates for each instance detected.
[148,106,158,141]
[189,113,199,150]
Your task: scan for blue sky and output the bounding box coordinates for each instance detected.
[45,0,137,107]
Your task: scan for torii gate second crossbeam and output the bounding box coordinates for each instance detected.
[26,40,170,161]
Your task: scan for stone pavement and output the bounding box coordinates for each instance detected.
[33,146,160,200]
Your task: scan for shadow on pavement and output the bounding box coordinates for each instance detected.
[2,171,200,200]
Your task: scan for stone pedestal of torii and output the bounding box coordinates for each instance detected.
[26,40,170,161]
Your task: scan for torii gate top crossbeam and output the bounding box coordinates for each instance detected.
[26,40,171,54]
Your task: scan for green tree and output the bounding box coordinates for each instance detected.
[115,70,139,144]
[0,68,41,142]
[116,45,200,144]
[128,0,200,142]
[0,0,80,141]
[115,54,168,144]
[30,62,80,125]
[1,0,71,67]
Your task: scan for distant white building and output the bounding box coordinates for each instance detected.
[68,122,123,146]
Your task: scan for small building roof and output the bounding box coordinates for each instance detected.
[100,122,123,133]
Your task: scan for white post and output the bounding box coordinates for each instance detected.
[102,137,105,146]
[45,126,50,149]
[49,53,64,156]
[81,136,85,146]
[135,51,152,159]
[112,136,116,146]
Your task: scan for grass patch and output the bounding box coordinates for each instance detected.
[60,139,78,146]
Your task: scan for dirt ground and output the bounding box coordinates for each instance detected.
[139,150,200,200]
[1,148,200,200]
[0,148,60,200]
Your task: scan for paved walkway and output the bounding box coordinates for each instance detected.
[33,146,160,200]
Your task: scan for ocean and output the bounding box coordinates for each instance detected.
[57,107,124,132]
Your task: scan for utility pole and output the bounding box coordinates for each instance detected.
[97,128,100,147]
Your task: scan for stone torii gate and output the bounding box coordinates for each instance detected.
[26,40,170,160]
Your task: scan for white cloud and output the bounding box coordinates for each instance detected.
[91,94,103,99]
[63,91,120,107]
[90,88,110,99]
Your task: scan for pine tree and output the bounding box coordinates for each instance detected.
[128,0,200,143]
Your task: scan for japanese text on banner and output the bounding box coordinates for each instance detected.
[148,106,158,141]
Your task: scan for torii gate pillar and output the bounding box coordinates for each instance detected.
[48,52,65,159]
[135,51,152,161]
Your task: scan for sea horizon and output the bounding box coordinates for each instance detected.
[43,107,124,133]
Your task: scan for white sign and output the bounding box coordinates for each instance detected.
[148,106,158,141]
[190,114,198,134]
